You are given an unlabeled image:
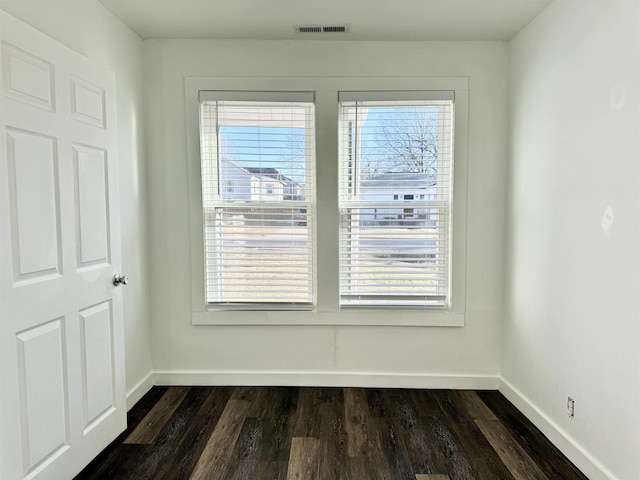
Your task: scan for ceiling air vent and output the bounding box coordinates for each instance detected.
[295,24,350,34]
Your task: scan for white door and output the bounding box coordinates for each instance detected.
[0,11,126,480]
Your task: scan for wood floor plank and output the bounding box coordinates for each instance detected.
[409,389,446,418]
[123,386,190,444]
[433,391,514,480]
[317,386,343,404]
[318,403,350,480]
[374,417,414,480]
[344,387,376,457]
[158,387,234,480]
[348,454,389,480]
[189,399,251,480]
[286,437,319,480]
[476,391,587,480]
[365,389,386,418]
[126,387,213,479]
[249,387,277,419]
[381,388,419,420]
[291,387,323,437]
[74,444,151,479]
[475,419,548,480]
[344,389,395,479]
[225,417,264,480]
[158,414,219,480]
[387,393,450,476]
[73,387,169,479]
[260,387,298,462]
[384,387,473,480]
[258,461,289,480]
[456,390,499,422]
[230,386,254,401]
[426,414,477,479]
[197,386,234,417]
[457,391,548,480]
[123,386,170,434]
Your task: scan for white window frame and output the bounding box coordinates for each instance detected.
[185,76,468,326]
[338,91,455,308]
[198,91,316,309]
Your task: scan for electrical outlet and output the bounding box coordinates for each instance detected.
[567,397,575,419]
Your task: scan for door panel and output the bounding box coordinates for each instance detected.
[69,75,105,128]
[73,144,110,268]
[1,11,125,480]
[6,128,62,282]
[16,318,69,474]
[1,42,55,112]
[79,301,115,433]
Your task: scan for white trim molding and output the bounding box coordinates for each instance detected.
[498,377,617,480]
[126,371,154,411]
[153,370,498,390]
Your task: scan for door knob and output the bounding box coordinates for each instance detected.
[113,273,129,286]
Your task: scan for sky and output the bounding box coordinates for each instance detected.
[220,125,307,182]
[218,105,441,184]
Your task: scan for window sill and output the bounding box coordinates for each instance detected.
[192,309,465,327]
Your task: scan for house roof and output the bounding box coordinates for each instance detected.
[244,167,296,184]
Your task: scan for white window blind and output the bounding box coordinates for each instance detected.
[199,92,315,307]
[338,92,454,307]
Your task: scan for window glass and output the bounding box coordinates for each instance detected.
[338,95,454,307]
[199,96,315,307]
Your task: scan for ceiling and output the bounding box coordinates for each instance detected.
[98,0,553,41]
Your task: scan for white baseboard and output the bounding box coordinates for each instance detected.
[152,370,499,390]
[498,377,616,480]
[126,371,154,411]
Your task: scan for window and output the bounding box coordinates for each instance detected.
[199,91,315,307]
[187,76,467,325]
[338,91,454,307]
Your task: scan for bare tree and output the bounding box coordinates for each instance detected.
[358,155,387,180]
[284,129,307,182]
[373,108,439,175]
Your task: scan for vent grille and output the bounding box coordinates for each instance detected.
[295,24,350,34]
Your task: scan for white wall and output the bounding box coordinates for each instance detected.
[0,1,153,404]
[504,1,640,478]
[145,40,508,385]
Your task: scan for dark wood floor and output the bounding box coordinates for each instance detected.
[75,386,587,480]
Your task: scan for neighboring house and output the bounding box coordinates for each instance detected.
[219,162,435,225]
[283,179,305,201]
[218,160,253,201]
[218,160,305,201]
[357,172,438,225]
[243,167,298,201]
